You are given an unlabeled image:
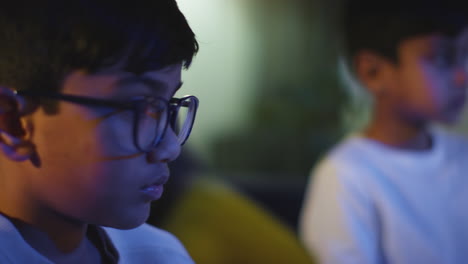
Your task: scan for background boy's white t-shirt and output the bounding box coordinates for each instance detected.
[300,127,468,264]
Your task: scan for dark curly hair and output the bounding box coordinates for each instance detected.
[0,0,198,94]
[343,0,468,63]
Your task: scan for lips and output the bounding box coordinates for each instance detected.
[141,175,169,190]
[140,176,168,201]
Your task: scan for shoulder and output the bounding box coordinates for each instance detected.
[0,214,51,263]
[103,224,194,264]
[306,135,383,202]
[313,135,373,177]
[434,127,468,146]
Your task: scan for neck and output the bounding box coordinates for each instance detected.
[0,183,97,261]
[0,164,103,263]
[2,207,103,263]
[364,107,432,150]
[10,213,87,253]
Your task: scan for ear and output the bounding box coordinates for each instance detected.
[353,50,392,96]
[0,87,37,164]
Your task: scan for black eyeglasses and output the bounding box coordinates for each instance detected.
[15,90,199,152]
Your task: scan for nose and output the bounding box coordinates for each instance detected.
[145,128,181,164]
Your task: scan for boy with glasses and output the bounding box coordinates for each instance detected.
[300,1,468,263]
[0,0,198,263]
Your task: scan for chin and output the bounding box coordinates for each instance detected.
[115,220,146,230]
[99,206,151,230]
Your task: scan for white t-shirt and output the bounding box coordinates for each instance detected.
[105,224,194,264]
[299,128,468,264]
[0,213,194,263]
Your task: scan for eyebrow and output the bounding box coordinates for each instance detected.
[116,76,183,94]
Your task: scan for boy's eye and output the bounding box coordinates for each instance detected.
[141,102,166,120]
[145,107,164,120]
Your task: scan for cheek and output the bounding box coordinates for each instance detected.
[68,163,149,228]
[31,108,148,224]
[96,112,139,157]
[36,115,98,162]
[31,161,136,222]
[33,126,140,221]
[31,110,108,193]
[400,63,447,109]
[418,67,450,107]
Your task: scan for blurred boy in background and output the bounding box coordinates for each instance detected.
[300,1,468,263]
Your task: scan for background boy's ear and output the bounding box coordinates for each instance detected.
[353,50,390,95]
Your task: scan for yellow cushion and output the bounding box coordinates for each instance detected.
[160,179,316,264]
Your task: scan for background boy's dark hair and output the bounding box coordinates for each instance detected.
[0,0,198,95]
[343,0,468,63]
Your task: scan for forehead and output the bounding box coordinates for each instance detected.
[61,64,183,99]
[398,34,455,55]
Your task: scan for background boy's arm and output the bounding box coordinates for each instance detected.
[299,159,383,264]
